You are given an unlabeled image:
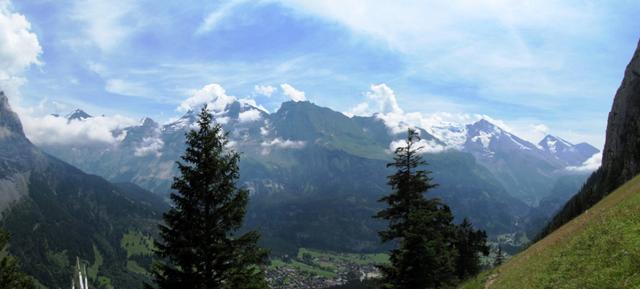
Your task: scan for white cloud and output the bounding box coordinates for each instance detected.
[566,152,602,173]
[105,78,151,97]
[280,83,306,102]
[345,102,369,117]
[87,61,107,75]
[0,1,41,74]
[389,138,447,154]
[0,0,42,96]
[260,125,270,136]
[366,84,403,114]
[254,84,276,97]
[532,124,550,136]
[178,83,236,112]
[238,109,262,123]
[261,138,305,154]
[134,136,164,157]
[215,116,230,125]
[348,83,403,117]
[261,138,306,149]
[72,0,138,51]
[197,0,249,34]
[21,113,137,145]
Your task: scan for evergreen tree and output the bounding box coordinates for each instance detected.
[453,218,489,280]
[375,128,457,289]
[146,106,268,289]
[0,230,35,289]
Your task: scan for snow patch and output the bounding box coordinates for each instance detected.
[471,131,493,149]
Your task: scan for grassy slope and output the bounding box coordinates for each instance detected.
[460,174,640,289]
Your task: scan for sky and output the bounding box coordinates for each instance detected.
[1,0,639,149]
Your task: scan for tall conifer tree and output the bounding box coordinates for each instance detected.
[375,128,457,289]
[453,218,489,279]
[147,106,268,289]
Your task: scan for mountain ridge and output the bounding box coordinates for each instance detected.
[35,99,595,252]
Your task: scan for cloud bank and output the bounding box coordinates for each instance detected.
[22,114,137,146]
[566,152,602,173]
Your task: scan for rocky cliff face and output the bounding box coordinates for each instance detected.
[0,92,44,213]
[601,40,640,186]
[539,40,640,239]
[0,91,41,169]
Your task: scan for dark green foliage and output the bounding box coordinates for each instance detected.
[375,129,458,289]
[1,160,164,289]
[148,106,268,289]
[453,218,489,280]
[0,230,35,289]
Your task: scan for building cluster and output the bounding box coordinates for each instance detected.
[266,254,381,289]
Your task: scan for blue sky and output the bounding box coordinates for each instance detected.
[2,0,640,148]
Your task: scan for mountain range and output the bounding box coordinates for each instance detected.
[37,98,598,253]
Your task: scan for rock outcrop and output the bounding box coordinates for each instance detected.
[601,41,640,186]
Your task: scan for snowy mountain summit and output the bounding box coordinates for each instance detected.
[538,135,599,166]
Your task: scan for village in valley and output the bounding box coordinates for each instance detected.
[266,248,385,289]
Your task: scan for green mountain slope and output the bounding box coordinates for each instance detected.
[460,174,640,289]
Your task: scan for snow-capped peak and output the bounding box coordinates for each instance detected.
[139,117,158,127]
[539,135,573,154]
[464,119,537,154]
[538,134,600,166]
[65,109,92,121]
